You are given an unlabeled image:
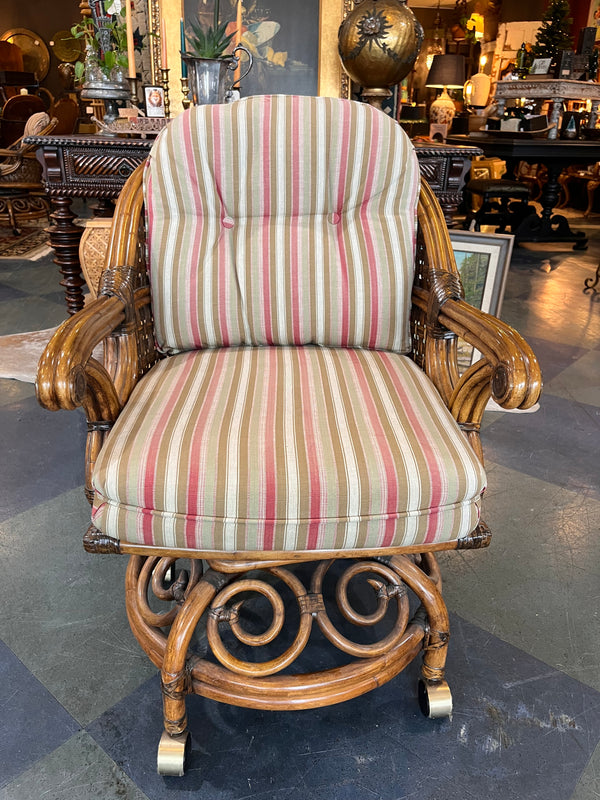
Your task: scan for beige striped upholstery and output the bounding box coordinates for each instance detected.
[91,95,486,554]
[144,95,419,354]
[92,347,486,552]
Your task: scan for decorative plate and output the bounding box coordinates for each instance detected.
[50,30,83,64]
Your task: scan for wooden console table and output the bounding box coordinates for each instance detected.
[27,133,481,316]
[25,134,153,315]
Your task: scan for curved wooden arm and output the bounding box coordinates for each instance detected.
[412,286,541,408]
[0,152,23,177]
[441,297,540,410]
[36,294,127,420]
[35,162,154,502]
[415,179,542,462]
[36,161,152,420]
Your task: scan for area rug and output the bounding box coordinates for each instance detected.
[0,328,56,383]
[0,226,51,260]
[0,324,104,384]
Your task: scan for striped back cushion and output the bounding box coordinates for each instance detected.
[145,95,420,353]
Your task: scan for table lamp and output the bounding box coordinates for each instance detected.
[426,54,466,126]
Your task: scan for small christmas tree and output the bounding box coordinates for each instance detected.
[532,0,573,59]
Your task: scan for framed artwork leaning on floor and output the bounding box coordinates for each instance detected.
[449,230,514,371]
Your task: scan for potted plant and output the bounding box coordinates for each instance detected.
[70,1,143,127]
[70,2,132,88]
[187,0,237,59]
[181,0,253,105]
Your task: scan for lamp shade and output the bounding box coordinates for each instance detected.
[426,54,466,89]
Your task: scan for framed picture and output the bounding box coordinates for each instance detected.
[171,0,348,100]
[429,122,448,142]
[529,57,552,75]
[181,0,317,96]
[144,85,166,118]
[449,230,514,370]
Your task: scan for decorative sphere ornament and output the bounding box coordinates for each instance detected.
[338,0,424,89]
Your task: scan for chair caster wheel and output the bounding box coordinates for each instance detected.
[157,730,190,776]
[418,679,452,718]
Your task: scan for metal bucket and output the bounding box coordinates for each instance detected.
[183,46,253,105]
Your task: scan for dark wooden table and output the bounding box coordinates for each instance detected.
[413,140,482,226]
[25,134,153,315]
[447,133,600,250]
[26,133,481,316]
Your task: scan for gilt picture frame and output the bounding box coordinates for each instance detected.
[152,0,350,114]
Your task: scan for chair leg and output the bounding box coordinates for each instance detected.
[388,553,453,718]
[6,199,21,236]
[157,568,229,775]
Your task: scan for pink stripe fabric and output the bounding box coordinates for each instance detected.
[144,95,419,355]
[91,348,486,553]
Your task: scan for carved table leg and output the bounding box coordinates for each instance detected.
[48,195,86,316]
[512,163,588,250]
[93,198,115,218]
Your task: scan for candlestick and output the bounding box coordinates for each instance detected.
[181,76,190,109]
[125,0,136,79]
[128,76,138,106]
[235,1,242,47]
[180,18,187,78]
[234,1,242,83]
[160,67,171,118]
[160,17,168,70]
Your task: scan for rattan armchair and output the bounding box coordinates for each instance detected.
[37,96,541,777]
[0,110,57,234]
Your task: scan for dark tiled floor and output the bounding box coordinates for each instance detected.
[0,210,599,798]
[86,615,600,800]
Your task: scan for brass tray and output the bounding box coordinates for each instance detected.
[50,30,83,64]
[93,116,169,136]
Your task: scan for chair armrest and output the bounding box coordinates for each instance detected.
[37,161,154,414]
[36,291,128,421]
[414,180,541,462]
[442,296,540,403]
[0,148,22,177]
[412,285,542,461]
[36,266,154,504]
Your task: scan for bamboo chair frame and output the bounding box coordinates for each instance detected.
[0,115,57,233]
[37,162,542,775]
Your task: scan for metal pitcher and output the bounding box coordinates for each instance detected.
[183,45,253,105]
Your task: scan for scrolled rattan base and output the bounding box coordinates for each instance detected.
[125,551,453,773]
[0,193,50,234]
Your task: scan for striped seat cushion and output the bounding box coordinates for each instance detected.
[145,95,419,354]
[91,347,486,553]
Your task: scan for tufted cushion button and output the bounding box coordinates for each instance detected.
[222,216,235,229]
[329,212,341,225]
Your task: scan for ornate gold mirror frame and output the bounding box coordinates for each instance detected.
[147,0,349,116]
